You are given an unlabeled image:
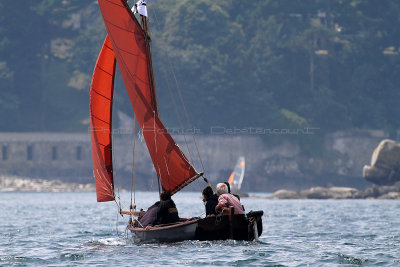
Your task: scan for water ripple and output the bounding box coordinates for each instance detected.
[1,193,400,266]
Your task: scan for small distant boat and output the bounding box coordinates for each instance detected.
[227,157,249,197]
[90,0,262,243]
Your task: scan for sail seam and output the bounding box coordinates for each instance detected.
[97,142,111,148]
[107,45,148,86]
[104,43,113,51]
[92,88,113,101]
[106,49,156,120]
[96,65,114,77]
[163,156,170,176]
[117,46,145,60]
[91,114,112,125]
[104,18,143,36]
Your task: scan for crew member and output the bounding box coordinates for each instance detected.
[215,183,244,215]
[202,186,218,216]
[146,191,179,230]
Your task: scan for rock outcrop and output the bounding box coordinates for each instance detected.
[363,139,400,185]
[268,182,400,200]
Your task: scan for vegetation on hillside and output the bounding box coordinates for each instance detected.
[1,0,399,142]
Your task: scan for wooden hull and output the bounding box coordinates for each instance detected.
[128,219,199,243]
[128,210,263,243]
[196,210,263,241]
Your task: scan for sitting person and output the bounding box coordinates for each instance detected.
[137,201,160,227]
[146,191,179,229]
[202,186,218,216]
[224,181,245,211]
[215,183,244,215]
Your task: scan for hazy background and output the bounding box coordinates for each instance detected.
[1,0,399,191]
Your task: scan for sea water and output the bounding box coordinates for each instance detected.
[0,192,399,266]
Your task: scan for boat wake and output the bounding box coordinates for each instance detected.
[88,237,128,247]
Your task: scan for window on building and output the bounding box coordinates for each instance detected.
[2,146,8,161]
[52,146,57,161]
[27,145,33,161]
[76,146,82,161]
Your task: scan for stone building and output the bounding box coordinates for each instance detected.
[0,133,92,183]
[0,130,388,191]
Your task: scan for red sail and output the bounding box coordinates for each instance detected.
[90,36,116,202]
[97,0,200,194]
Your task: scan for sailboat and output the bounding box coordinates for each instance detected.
[227,157,249,197]
[90,0,263,242]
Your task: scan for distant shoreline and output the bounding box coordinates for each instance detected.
[3,175,399,200]
[0,176,95,192]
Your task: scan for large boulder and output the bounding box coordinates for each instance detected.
[299,186,358,199]
[268,182,400,199]
[267,189,301,199]
[363,139,400,185]
[268,186,359,199]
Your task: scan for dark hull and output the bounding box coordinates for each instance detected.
[128,210,263,243]
[128,219,199,243]
[196,210,263,241]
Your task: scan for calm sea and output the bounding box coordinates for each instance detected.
[0,192,399,266]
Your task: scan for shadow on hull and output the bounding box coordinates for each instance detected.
[129,218,198,243]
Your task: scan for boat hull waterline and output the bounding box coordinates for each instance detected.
[128,210,263,243]
[129,219,199,243]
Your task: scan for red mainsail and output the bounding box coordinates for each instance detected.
[96,0,200,194]
[90,36,116,202]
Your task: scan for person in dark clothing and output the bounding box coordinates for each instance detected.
[224,182,231,193]
[138,201,160,227]
[155,191,179,225]
[202,186,218,216]
[145,191,179,230]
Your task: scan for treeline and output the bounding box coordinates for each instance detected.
[1,0,399,142]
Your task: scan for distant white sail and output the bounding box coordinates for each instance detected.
[227,156,245,191]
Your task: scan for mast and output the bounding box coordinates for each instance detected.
[141,15,158,115]
[141,12,161,192]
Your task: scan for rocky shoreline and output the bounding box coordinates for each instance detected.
[268,182,400,200]
[267,139,400,200]
[0,176,95,192]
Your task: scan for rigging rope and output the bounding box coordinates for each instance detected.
[151,6,206,174]
[130,116,137,218]
[111,84,123,211]
[146,10,195,166]
[116,208,119,235]
[151,42,195,167]
[143,12,163,195]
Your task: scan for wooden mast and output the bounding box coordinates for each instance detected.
[141,13,161,193]
[141,15,158,115]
